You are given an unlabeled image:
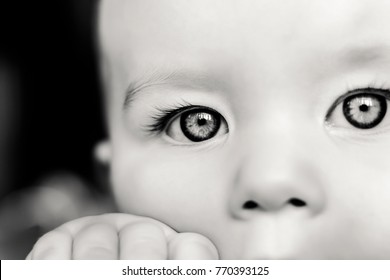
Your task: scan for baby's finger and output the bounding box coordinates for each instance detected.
[30,229,72,259]
[73,223,118,259]
[168,233,219,260]
[55,213,177,238]
[26,251,32,260]
[119,221,168,259]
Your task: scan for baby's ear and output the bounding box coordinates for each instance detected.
[94,140,112,164]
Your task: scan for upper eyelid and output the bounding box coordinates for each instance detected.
[325,87,390,120]
[146,104,194,133]
[146,104,221,133]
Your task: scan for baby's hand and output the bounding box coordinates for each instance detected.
[26,213,219,259]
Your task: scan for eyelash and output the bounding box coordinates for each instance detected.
[145,85,390,136]
[325,86,390,120]
[146,102,197,134]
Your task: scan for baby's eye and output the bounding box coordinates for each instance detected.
[326,89,389,130]
[166,107,228,143]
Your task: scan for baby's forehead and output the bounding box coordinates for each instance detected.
[98,0,390,96]
[100,0,390,45]
[103,1,389,57]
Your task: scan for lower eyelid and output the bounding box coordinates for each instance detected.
[325,125,390,143]
[162,126,230,147]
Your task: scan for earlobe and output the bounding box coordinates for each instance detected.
[94,140,112,164]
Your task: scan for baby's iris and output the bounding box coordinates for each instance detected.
[343,94,387,129]
[180,109,221,142]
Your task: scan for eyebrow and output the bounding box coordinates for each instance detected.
[337,44,390,68]
[123,45,390,108]
[123,68,220,109]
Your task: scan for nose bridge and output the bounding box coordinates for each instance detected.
[229,117,327,218]
[239,107,311,172]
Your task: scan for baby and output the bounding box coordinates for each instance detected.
[27,0,390,259]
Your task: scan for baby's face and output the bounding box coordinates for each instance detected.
[98,0,390,259]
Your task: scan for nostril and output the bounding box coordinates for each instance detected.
[243,200,259,209]
[289,198,306,207]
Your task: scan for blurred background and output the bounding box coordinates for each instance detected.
[0,0,114,259]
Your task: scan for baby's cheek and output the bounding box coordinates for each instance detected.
[323,148,390,237]
[111,149,230,231]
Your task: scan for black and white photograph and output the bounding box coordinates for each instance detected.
[1,0,390,263]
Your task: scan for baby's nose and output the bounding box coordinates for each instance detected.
[230,173,325,219]
[228,127,327,219]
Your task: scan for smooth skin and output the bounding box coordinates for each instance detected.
[27,213,218,259]
[29,0,390,259]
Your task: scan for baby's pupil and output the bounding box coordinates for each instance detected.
[359,104,369,112]
[197,117,207,126]
[194,113,214,132]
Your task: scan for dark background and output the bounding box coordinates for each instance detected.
[0,0,104,193]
